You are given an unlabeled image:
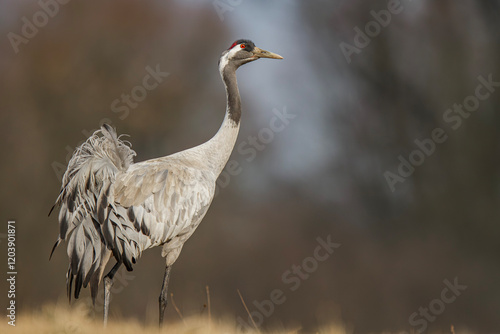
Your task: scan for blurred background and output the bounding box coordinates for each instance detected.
[0,0,499,332]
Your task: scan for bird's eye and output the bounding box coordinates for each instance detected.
[240,44,246,49]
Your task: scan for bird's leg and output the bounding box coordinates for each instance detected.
[158,265,172,327]
[103,262,121,327]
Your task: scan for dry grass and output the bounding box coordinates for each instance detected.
[1,304,470,334]
[0,303,349,334]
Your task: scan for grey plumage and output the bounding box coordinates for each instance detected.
[50,39,282,326]
[51,125,139,302]
[51,125,214,302]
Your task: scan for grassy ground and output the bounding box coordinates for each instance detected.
[0,303,349,334]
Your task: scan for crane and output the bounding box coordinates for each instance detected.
[49,39,283,326]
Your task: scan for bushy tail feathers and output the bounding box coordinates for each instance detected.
[49,124,136,303]
[66,215,109,303]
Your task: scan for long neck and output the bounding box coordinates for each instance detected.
[222,64,242,123]
[193,64,241,176]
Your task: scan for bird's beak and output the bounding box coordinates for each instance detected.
[252,47,283,60]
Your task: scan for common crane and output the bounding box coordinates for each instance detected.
[50,39,283,326]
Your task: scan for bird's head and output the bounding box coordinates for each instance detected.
[219,39,283,71]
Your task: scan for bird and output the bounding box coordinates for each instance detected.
[49,39,283,327]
